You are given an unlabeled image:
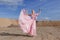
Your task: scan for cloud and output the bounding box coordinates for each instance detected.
[0,0,25,11]
[0,0,24,6]
[29,0,47,9]
[40,0,46,1]
[45,17,49,20]
[7,5,18,11]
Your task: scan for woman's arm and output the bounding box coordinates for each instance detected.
[36,9,41,16]
[38,9,41,15]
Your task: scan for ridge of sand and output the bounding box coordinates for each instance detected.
[0,18,18,27]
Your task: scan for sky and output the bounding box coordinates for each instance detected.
[0,0,60,21]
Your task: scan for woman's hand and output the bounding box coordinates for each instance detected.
[37,9,41,16]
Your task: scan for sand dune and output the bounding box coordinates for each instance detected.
[11,19,18,26]
[0,18,60,27]
[0,18,60,40]
[0,18,12,27]
[0,27,60,40]
[0,18,18,27]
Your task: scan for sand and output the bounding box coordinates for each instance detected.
[0,18,18,27]
[0,26,60,40]
[0,18,60,40]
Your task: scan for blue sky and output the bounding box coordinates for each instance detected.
[0,0,60,21]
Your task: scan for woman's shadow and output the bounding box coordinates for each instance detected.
[0,32,31,37]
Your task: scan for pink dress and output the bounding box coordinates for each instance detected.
[18,9,38,36]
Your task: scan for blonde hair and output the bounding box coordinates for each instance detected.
[32,10,35,14]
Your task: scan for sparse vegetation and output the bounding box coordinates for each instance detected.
[36,21,60,27]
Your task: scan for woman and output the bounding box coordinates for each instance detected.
[19,9,40,37]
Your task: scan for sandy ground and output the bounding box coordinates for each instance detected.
[0,26,60,40]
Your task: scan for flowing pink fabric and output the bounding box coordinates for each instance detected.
[19,9,38,36]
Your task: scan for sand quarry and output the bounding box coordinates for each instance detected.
[0,18,60,40]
